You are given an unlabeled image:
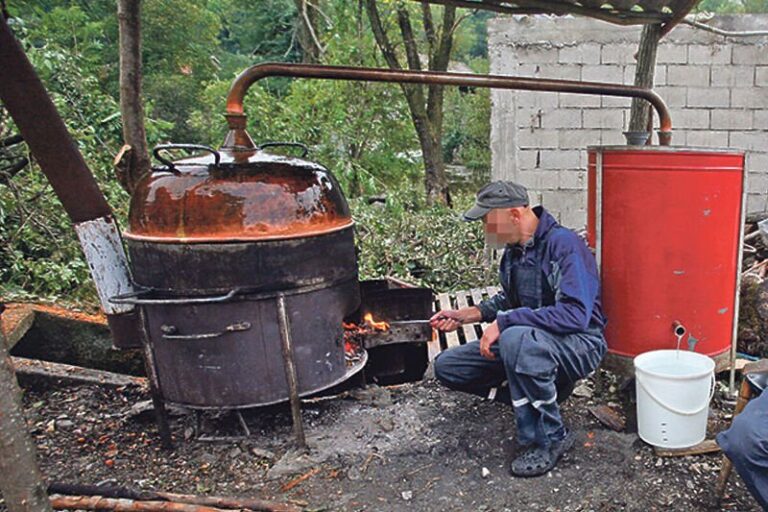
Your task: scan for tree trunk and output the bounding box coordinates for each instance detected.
[628,23,662,136]
[117,0,151,194]
[364,0,454,205]
[0,308,53,512]
[294,0,322,63]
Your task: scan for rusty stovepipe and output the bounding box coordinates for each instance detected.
[224,62,673,146]
[0,15,139,347]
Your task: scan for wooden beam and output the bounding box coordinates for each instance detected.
[11,357,147,388]
[1,303,35,350]
[654,439,721,457]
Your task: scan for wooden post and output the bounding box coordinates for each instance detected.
[628,23,663,136]
[0,307,53,512]
[276,294,307,449]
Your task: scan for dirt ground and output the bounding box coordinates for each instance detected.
[8,370,763,512]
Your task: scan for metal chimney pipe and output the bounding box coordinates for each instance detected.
[224,62,673,146]
[0,16,139,347]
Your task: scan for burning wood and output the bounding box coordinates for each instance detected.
[342,313,391,367]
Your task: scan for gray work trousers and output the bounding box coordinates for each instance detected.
[717,388,768,510]
[434,325,606,447]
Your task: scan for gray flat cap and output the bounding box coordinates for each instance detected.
[462,181,529,221]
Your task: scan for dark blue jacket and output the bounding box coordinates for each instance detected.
[478,206,606,335]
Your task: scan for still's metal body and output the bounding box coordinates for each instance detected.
[118,145,361,409]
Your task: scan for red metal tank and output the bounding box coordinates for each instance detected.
[587,146,746,373]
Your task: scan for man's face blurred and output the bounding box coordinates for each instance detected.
[483,208,523,249]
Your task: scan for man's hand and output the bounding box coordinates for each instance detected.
[479,320,500,360]
[430,306,481,332]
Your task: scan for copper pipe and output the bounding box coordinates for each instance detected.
[225,62,673,146]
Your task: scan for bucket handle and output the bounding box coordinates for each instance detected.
[636,372,716,416]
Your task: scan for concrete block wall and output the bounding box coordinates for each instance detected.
[489,15,768,229]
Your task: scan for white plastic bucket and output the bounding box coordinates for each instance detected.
[634,349,715,449]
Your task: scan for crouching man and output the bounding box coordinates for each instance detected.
[431,181,607,477]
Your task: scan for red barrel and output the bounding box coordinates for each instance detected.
[587,146,745,373]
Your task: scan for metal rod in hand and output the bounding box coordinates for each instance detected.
[276,293,307,449]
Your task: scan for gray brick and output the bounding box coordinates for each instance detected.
[687,130,731,147]
[600,43,637,65]
[711,109,753,130]
[583,108,625,129]
[731,88,768,109]
[582,65,623,83]
[746,193,767,213]
[600,95,631,108]
[539,169,560,190]
[535,63,582,80]
[559,43,601,64]
[518,149,540,170]
[518,128,559,149]
[516,170,540,189]
[711,66,755,87]
[559,169,587,190]
[559,129,602,149]
[540,109,582,129]
[559,93,601,108]
[675,109,710,130]
[730,132,768,151]
[668,65,709,86]
[757,66,768,86]
[753,110,768,129]
[656,44,688,64]
[748,173,768,193]
[560,208,587,230]
[517,90,559,109]
[687,87,730,108]
[539,149,582,169]
[688,44,732,65]
[515,46,560,63]
[733,44,768,65]
[747,152,768,171]
[602,129,628,146]
[655,86,687,108]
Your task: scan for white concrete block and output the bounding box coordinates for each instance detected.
[559,43,601,64]
[687,130,731,147]
[540,109,583,129]
[733,44,768,65]
[518,128,559,149]
[656,44,688,64]
[688,44,732,65]
[731,88,768,109]
[674,109,710,130]
[559,92,601,108]
[583,108,625,130]
[746,193,767,213]
[655,86,688,108]
[711,109,753,130]
[730,131,768,151]
[756,66,768,86]
[687,87,730,108]
[539,149,582,169]
[711,66,755,87]
[559,129,603,149]
[582,65,624,83]
[600,44,637,65]
[668,65,710,86]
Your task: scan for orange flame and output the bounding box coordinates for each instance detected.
[363,313,389,331]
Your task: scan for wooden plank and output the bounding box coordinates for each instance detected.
[468,288,490,328]
[1,304,35,350]
[426,330,441,362]
[436,293,460,348]
[654,439,721,457]
[454,290,478,342]
[11,357,147,388]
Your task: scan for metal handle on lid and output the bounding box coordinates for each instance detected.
[257,141,309,158]
[152,144,221,171]
[110,288,240,305]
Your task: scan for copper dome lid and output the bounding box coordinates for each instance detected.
[125,144,352,243]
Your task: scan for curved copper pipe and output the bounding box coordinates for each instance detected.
[225,62,673,146]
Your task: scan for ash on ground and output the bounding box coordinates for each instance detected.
[13,370,763,511]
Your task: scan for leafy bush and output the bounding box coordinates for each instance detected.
[352,192,493,293]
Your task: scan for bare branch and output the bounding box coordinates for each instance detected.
[421,2,437,57]
[396,4,422,71]
[364,0,403,70]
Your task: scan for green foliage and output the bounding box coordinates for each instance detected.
[695,0,768,12]
[1,1,492,306]
[352,192,490,292]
